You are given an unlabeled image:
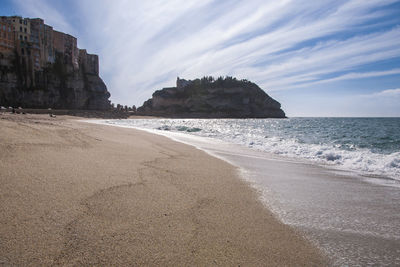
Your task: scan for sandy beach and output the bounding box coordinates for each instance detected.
[0,113,327,266]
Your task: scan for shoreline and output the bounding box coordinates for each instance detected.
[0,113,328,265]
[130,118,400,182]
[91,118,400,266]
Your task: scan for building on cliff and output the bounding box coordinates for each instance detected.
[0,16,93,73]
[176,77,192,90]
[0,18,15,57]
[53,30,79,69]
[29,18,55,69]
[79,49,99,76]
[0,16,110,110]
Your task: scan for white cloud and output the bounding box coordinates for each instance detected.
[12,0,400,111]
[378,88,400,95]
[310,69,400,85]
[362,88,400,98]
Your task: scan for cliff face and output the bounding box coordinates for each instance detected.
[0,51,110,110]
[137,77,286,118]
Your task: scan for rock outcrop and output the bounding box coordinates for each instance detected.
[137,77,286,118]
[0,51,110,110]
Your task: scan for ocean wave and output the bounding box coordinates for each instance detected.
[253,137,400,179]
[175,126,202,132]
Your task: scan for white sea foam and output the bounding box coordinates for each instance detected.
[248,136,400,180]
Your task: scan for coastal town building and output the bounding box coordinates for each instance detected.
[29,18,45,70]
[0,17,15,56]
[176,77,192,89]
[0,16,110,111]
[7,17,32,65]
[0,16,96,74]
[79,49,99,75]
[8,16,31,43]
[53,30,79,69]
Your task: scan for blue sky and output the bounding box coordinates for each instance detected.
[1,0,399,116]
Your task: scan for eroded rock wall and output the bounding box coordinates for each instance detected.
[0,51,110,110]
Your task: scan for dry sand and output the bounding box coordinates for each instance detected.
[0,113,328,266]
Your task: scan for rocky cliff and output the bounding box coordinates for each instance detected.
[137,77,286,118]
[0,51,110,110]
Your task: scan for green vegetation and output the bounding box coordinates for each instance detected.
[177,76,256,98]
[194,76,254,89]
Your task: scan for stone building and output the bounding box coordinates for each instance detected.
[53,30,79,69]
[0,16,100,85]
[0,17,15,56]
[8,16,31,43]
[43,24,55,64]
[0,16,82,70]
[29,18,46,70]
[1,16,35,86]
[27,18,42,70]
[176,77,193,89]
[79,49,99,75]
[28,19,55,69]
[8,16,31,62]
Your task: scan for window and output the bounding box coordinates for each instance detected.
[24,36,27,41]
[20,26,22,32]
[24,28,27,33]
[20,35,22,40]
[2,25,5,30]
[24,20,27,25]
[21,48,24,55]
[19,19,22,24]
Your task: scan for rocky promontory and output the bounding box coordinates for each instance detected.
[137,77,286,118]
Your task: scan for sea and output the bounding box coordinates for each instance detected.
[89,117,400,266]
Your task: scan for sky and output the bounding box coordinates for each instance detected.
[1,0,399,117]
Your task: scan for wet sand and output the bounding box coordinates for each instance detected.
[0,114,327,266]
[138,126,400,266]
